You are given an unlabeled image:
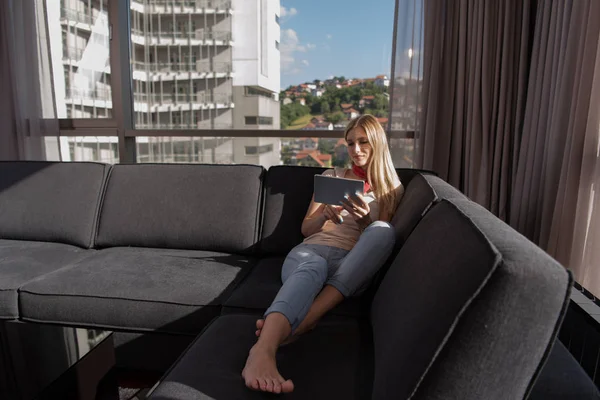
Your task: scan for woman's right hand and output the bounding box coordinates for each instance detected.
[323,205,344,224]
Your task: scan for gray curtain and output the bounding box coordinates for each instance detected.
[414,0,600,288]
[568,35,600,295]
[416,0,535,220]
[510,1,600,267]
[0,0,60,160]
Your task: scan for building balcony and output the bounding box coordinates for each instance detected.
[139,92,232,104]
[133,92,233,112]
[136,122,233,130]
[63,46,85,62]
[131,60,232,82]
[131,0,232,14]
[60,8,109,34]
[64,87,112,102]
[130,29,232,46]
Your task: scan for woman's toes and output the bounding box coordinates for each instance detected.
[255,319,265,337]
[266,379,275,392]
[259,378,268,391]
[281,379,295,393]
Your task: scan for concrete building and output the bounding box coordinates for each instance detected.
[52,0,281,167]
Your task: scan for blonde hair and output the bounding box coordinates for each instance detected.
[344,114,400,218]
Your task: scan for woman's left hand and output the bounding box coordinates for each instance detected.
[340,192,372,230]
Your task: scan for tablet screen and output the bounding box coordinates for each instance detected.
[314,174,364,205]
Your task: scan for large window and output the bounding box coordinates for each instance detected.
[45,0,404,168]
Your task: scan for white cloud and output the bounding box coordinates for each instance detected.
[280,6,298,18]
[326,34,332,40]
[306,43,316,50]
[280,29,315,75]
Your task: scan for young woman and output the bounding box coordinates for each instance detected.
[242,114,404,394]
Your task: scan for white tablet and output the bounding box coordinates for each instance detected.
[314,174,364,205]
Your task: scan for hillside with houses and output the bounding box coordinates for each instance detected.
[280,75,390,131]
[278,75,390,167]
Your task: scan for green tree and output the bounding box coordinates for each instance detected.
[311,101,322,114]
[326,112,344,124]
[281,102,310,128]
[372,94,388,110]
[318,139,336,155]
[322,101,330,114]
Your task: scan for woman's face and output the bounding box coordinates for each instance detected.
[346,126,372,168]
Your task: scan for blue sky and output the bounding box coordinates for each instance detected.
[279,0,395,89]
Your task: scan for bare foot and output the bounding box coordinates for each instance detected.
[242,344,294,393]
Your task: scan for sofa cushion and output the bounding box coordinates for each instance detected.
[19,247,255,334]
[529,340,600,399]
[259,166,435,256]
[95,164,264,253]
[147,314,372,400]
[390,173,438,250]
[259,166,325,256]
[424,174,469,201]
[395,168,436,186]
[411,199,571,400]
[0,239,90,319]
[222,257,367,317]
[370,200,501,399]
[0,161,109,248]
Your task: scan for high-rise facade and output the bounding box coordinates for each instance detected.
[52,0,281,167]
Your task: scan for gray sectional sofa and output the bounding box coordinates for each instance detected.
[0,161,597,399]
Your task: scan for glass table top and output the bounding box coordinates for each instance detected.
[0,321,114,400]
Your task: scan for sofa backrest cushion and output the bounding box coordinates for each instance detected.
[411,199,571,400]
[0,161,109,248]
[370,200,501,399]
[95,164,264,253]
[259,166,435,256]
[395,168,436,187]
[424,174,469,201]
[259,166,325,255]
[390,173,438,250]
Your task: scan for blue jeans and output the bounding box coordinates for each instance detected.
[265,221,396,332]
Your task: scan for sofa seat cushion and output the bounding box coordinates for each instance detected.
[19,247,256,334]
[147,314,373,400]
[529,340,600,399]
[223,257,368,318]
[0,239,90,319]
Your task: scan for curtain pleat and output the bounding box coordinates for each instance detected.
[0,0,60,161]
[418,0,534,219]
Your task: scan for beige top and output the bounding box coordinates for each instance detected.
[303,167,385,251]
